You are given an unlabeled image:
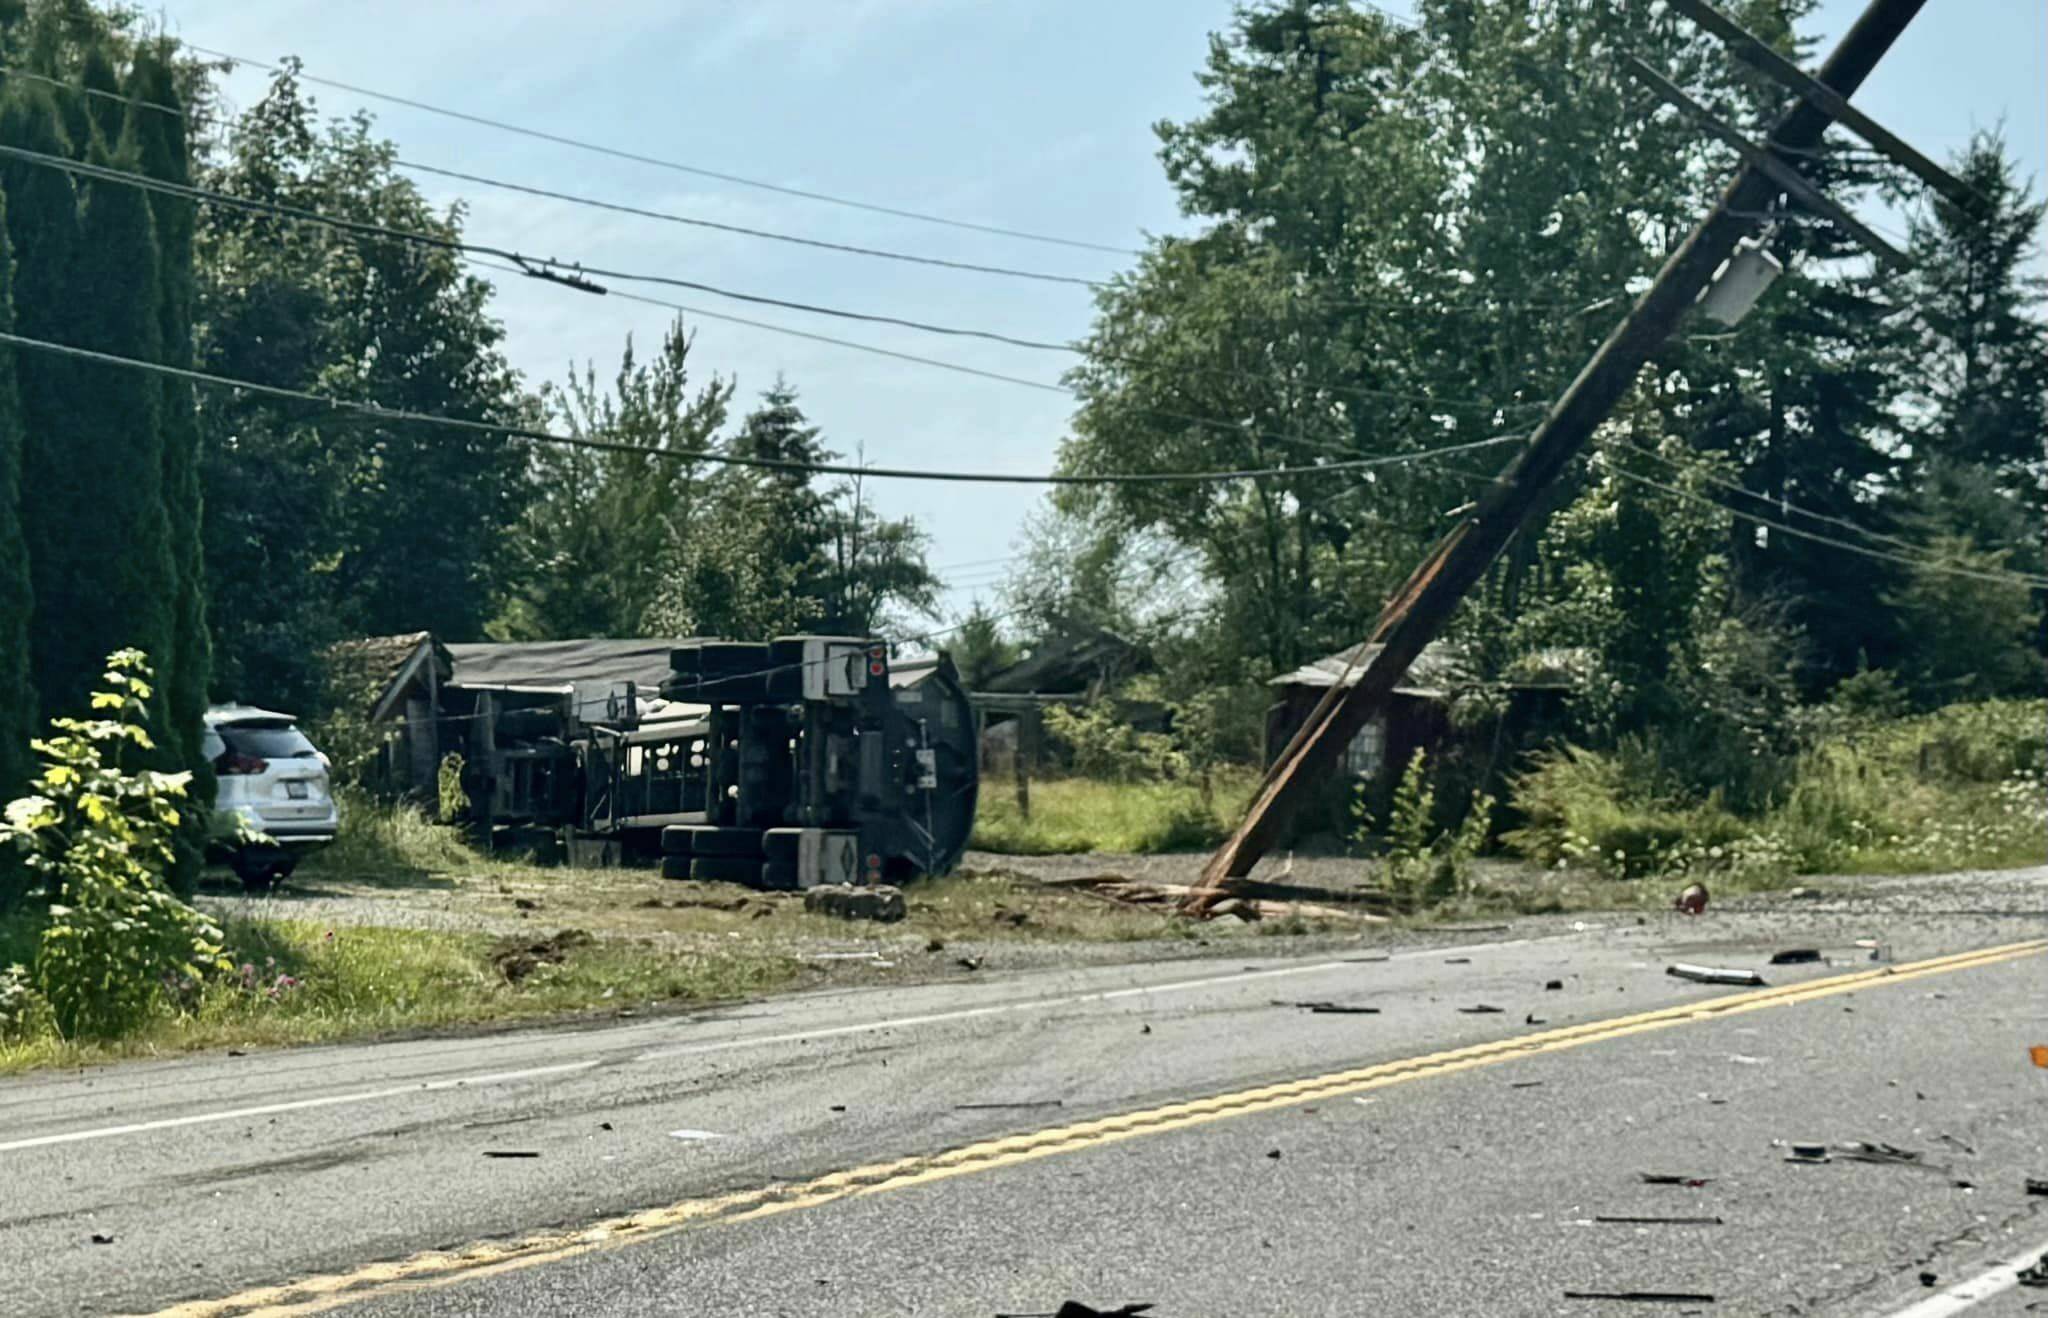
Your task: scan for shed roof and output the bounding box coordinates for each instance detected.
[1270,640,1592,697]
[1270,641,1468,698]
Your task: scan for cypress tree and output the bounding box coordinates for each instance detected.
[0,85,90,721]
[75,43,124,155]
[52,131,173,726]
[130,44,212,887]
[0,192,35,907]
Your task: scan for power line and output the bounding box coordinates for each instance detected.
[0,328,1528,488]
[11,64,1677,325]
[185,44,1143,259]
[1622,441,1932,556]
[397,161,1102,289]
[462,258,1070,395]
[1592,456,2048,589]
[0,141,1545,421]
[464,257,1529,470]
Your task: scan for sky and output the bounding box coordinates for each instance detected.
[163,0,2047,632]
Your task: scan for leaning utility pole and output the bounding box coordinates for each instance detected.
[1192,0,1938,900]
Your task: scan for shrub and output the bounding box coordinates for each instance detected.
[436,752,471,823]
[1502,743,1746,879]
[0,651,229,1038]
[1043,701,1185,782]
[1371,751,1493,905]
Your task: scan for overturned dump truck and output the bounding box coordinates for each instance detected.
[465,637,979,889]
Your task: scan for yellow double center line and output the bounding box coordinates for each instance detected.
[150,937,2047,1317]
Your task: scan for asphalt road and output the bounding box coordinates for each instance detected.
[5,874,2047,1317]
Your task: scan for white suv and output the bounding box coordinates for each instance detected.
[202,705,340,887]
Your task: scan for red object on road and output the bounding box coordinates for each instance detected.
[1675,882,1710,916]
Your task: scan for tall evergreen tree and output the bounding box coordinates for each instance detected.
[0,85,87,720]
[130,42,212,885]
[127,52,209,725]
[1898,132,2048,514]
[55,131,173,726]
[0,192,36,904]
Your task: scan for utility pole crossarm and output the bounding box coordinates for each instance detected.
[1625,56,1909,268]
[1190,0,1930,898]
[1666,0,1986,217]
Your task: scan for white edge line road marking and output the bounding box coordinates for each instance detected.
[0,1060,604,1153]
[1879,1231,2048,1316]
[0,934,1549,1155]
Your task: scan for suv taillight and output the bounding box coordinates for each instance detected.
[218,752,268,775]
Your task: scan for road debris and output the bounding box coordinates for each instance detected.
[1265,1149,1282,1160]
[956,955,984,972]
[1509,1080,1544,1089]
[488,929,594,984]
[2031,1044,2048,1068]
[1419,923,1510,933]
[1639,1174,1712,1187]
[1545,980,1564,991]
[2018,1252,2048,1288]
[1041,873,1390,922]
[957,1101,1063,1111]
[482,1150,540,1158]
[1919,1272,1938,1287]
[1674,882,1709,915]
[1668,964,1765,986]
[1767,949,1821,965]
[995,1303,1156,1318]
[1837,1141,1926,1168]
[1782,1143,1830,1164]
[90,1232,114,1244]
[807,950,886,962]
[1443,957,1472,964]
[1458,1004,1505,1014]
[1276,999,1380,1014]
[1564,1290,1715,1303]
[1593,1215,1723,1226]
[2025,1177,2047,1197]
[1525,1013,1547,1025]
[667,1129,724,1141]
[804,884,907,923]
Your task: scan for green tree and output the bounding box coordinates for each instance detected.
[946,600,1019,689]
[492,322,730,640]
[0,193,35,897]
[0,84,83,714]
[59,129,175,723]
[1885,535,2044,704]
[197,67,532,705]
[648,386,939,640]
[128,44,209,760]
[1898,132,2048,507]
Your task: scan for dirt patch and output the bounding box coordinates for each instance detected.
[489,928,595,984]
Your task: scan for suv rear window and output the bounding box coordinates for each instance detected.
[217,723,319,760]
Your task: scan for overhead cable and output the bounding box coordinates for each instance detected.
[0,329,1528,488]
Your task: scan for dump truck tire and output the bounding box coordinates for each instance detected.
[659,826,695,857]
[761,828,802,864]
[690,856,759,885]
[660,854,692,880]
[759,861,799,892]
[689,827,762,858]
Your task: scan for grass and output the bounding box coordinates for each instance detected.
[0,913,798,1075]
[970,769,1257,855]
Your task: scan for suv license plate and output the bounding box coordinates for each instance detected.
[286,781,309,800]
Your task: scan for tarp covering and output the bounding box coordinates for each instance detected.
[444,639,690,695]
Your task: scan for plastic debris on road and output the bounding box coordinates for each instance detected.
[1668,964,1766,986]
[1767,949,1821,965]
